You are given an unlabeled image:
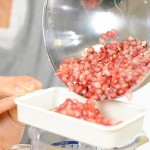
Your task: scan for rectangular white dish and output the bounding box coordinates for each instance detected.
[15,87,146,149]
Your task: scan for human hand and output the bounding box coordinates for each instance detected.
[0,76,42,150]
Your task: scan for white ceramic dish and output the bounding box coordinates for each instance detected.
[15,87,146,149]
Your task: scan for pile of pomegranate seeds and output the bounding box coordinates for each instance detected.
[53,98,118,126]
[56,29,150,101]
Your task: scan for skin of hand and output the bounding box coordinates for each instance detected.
[0,76,42,150]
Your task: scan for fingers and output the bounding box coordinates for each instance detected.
[11,76,42,94]
[0,76,42,114]
[0,96,16,114]
[0,82,27,97]
[0,76,42,97]
[17,76,42,92]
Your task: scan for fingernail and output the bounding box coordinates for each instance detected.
[36,81,42,88]
[24,81,35,91]
[32,79,42,87]
[25,80,42,90]
[15,87,26,96]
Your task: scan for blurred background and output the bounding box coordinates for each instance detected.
[0,0,63,88]
[0,0,63,144]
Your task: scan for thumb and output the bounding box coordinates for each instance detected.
[0,96,17,114]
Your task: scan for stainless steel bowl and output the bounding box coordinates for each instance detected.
[42,0,150,97]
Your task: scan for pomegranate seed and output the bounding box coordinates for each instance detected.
[104,43,110,49]
[87,47,95,53]
[106,31,112,38]
[111,78,119,85]
[99,37,105,44]
[101,33,108,39]
[111,29,118,38]
[82,0,101,8]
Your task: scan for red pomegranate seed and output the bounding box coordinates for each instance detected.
[104,43,110,49]
[110,29,118,38]
[101,33,108,39]
[111,78,119,85]
[99,37,105,44]
[82,0,101,8]
[87,47,95,53]
[106,31,112,38]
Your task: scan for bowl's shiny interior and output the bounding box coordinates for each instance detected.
[43,0,150,71]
